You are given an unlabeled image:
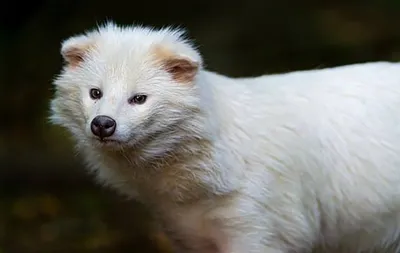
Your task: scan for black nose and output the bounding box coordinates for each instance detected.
[90,115,116,139]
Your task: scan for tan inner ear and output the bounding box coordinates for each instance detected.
[62,47,86,68]
[62,42,94,68]
[152,45,199,84]
[164,58,199,83]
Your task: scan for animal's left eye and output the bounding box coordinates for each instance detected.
[129,94,147,105]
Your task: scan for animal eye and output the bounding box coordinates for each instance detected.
[129,94,147,105]
[89,88,102,100]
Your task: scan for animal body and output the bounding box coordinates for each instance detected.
[50,22,400,253]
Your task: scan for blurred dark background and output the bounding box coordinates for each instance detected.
[1,0,400,252]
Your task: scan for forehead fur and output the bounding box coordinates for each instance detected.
[61,22,203,68]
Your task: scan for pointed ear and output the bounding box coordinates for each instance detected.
[163,57,199,83]
[60,34,94,68]
[153,45,201,84]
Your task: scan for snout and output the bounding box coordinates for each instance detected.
[90,115,116,139]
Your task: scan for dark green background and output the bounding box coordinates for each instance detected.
[1,0,400,252]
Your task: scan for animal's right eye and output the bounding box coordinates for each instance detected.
[89,88,102,100]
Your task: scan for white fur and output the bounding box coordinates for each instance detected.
[50,22,400,253]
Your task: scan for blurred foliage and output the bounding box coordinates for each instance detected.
[0,185,172,253]
[1,0,400,252]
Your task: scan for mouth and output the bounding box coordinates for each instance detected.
[92,137,124,147]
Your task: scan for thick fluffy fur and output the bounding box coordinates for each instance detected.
[50,22,400,253]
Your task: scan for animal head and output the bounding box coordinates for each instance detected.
[50,22,205,150]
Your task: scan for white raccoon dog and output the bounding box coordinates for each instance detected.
[50,22,400,253]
